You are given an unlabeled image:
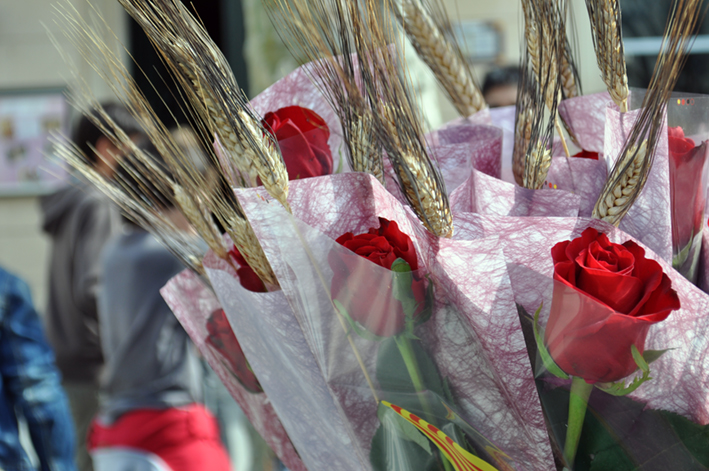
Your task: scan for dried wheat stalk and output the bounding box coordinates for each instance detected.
[118,0,291,212]
[513,109,533,187]
[55,3,278,286]
[585,0,629,112]
[593,141,646,223]
[592,0,703,226]
[512,33,559,190]
[524,142,553,190]
[522,0,575,160]
[355,0,453,237]
[396,0,485,116]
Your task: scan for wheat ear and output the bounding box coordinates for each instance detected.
[592,141,646,224]
[585,0,629,112]
[396,0,485,116]
[119,0,291,212]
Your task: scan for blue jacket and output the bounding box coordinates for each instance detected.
[0,267,76,471]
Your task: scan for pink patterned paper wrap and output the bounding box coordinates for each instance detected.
[698,216,709,293]
[605,103,672,262]
[383,115,502,201]
[236,173,554,470]
[249,62,346,169]
[452,213,709,426]
[449,168,581,217]
[427,122,502,183]
[558,92,613,153]
[489,105,517,183]
[160,272,306,471]
[545,157,607,217]
[201,253,363,470]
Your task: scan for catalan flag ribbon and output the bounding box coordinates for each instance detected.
[381,401,500,471]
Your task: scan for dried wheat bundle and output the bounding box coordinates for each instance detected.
[116,0,291,213]
[54,3,279,286]
[352,0,453,237]
[585,0,629,112]
[592,0,703,225]
[556,0,582,101]
[265,0,385,184]
[50,113,207,274]
[513,15,560,190]
[522,0,574,158]
[394,0,485,117]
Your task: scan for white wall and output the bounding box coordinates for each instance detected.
[0,0,127,312]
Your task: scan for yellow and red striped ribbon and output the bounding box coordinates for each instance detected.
[381,401,501,471]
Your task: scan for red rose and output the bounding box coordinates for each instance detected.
[545,228,680,383]
[228,246,267,293]
[329,218,426,337]
[668,126,708,253]
[205,309,262,393]
[572,150,599,160]
[262,106,333,180]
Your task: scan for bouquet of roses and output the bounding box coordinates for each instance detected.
[227,171,554,470]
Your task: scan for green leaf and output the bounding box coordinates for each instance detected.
[643,348,672,365]
[391,259,419,320]
[335,145,345,174]
[370,421,440,471]
[377,403,432,455]
[673,235,695,269]
[594,370,652,397]
[595,344,663,397]
[631,345,649,373]
[333,299,387,342]
[531,303,569,379]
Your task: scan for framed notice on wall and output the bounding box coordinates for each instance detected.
[0,87,70,196]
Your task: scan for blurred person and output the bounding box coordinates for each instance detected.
[40,104,143,471]
[482,65,520,108]
[0,265,77,471]
[87,142,231,471]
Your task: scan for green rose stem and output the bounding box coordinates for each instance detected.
[563,376,594,468]
[394,334,454,471]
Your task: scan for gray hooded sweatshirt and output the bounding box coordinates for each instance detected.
[40,180,120,383]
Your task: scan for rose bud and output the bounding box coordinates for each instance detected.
[545,228,680,383]
[228,246,267,293]
[262,105,333,180]
[329,218,426,338]
[206,309,262,393]
[668,126,708,272]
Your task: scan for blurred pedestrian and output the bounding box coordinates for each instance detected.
[482,65,520,108]
[40,104,143,471]
[0,265,77,471]
[87,142,231,471]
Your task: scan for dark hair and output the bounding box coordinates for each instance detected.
[115,138,174,213]
[72,103,143,165]
[482,66,521,96]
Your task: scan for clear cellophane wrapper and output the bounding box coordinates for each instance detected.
[453,213,709,467]
[160,269,307,471]
[234,172,555,470]
[664,93,709,283]
[202,250,363,470]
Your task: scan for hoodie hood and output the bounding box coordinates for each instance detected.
[41,182,91,236]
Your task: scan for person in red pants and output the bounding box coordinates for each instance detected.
[87,141,231,471]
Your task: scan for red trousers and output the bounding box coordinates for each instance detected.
[88,404,231,471]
